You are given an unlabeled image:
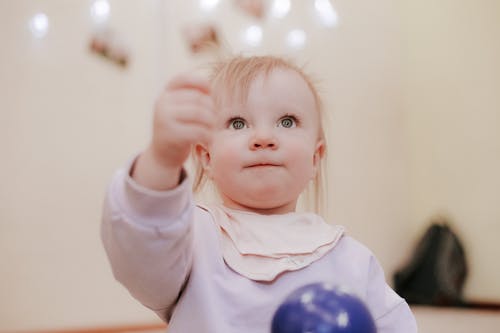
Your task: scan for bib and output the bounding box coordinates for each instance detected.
[200,204,344,281]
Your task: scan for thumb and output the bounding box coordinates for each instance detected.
[166,73,211,95]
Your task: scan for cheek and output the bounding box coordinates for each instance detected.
[286,136,315,158]
[210,139,242,174]
[286,140,316,173]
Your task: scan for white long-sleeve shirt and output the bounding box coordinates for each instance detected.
[101,165,418,332]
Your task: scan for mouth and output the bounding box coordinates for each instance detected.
[245,163,282,168]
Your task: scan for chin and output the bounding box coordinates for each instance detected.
[220,183,299,211]
[242,193,295,210]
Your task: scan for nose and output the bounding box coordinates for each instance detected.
[249,128,278,150]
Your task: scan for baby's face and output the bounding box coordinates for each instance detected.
[205,68,324,214]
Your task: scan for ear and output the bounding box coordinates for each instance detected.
[312,139,325,177]
[195,143,212,176]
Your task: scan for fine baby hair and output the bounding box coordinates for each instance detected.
[192,55,328,214]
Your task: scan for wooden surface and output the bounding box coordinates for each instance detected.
[412,305,500,333]
[11,306,500,333]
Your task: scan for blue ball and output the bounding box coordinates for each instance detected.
[271,283,377,333]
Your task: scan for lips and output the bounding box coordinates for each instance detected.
[245,162,282,168]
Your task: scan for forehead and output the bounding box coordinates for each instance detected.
[247,69,317,111]
[214,68,318,112]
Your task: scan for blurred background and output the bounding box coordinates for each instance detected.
[0,0,499,332]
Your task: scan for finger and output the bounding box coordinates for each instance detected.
[155,91,213,118]
[197,94,215,112]
[174,123,213,146]
[166,73,211,95]
[175,95,215,118]
[169,89,215,110]
[164,92,215,124]
[175,106,216,130]
[177,117,214,132]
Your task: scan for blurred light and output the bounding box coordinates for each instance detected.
[200,0,220,12]
[244,25,262,47]
[336,311,349,327]
[286,29,306,50]
[91,0,110,23]
[29,13,49,38]
[270,0,290,19]
[314,0,338,27]
[300,291,314,304]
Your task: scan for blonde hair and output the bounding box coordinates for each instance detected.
[193,55,328,214]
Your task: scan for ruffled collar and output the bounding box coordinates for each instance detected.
[200,204,344,281]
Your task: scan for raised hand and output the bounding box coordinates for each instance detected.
[132,73,215,190]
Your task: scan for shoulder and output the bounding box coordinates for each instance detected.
[335,235,389,279]
[332,236,415,327]
[320,234,388,288]
[335,234,376,260]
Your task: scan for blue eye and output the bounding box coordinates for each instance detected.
[279,116,296,128]
[229,118,246,130]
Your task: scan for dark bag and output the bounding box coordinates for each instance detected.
[394,221,468,306]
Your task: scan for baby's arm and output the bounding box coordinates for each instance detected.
[101,74,215,319]
[101,166,193,320]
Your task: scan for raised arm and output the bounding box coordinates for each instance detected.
[101,73,215,320]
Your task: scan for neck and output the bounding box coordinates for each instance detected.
[221,198,297,215]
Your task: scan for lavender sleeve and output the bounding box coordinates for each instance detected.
[100,162,194,320]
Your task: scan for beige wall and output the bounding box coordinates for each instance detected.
[0,0,164,330]
[0,0,498,331]
[401,0,500,301]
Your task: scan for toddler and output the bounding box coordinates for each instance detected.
[101,55,417,332]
